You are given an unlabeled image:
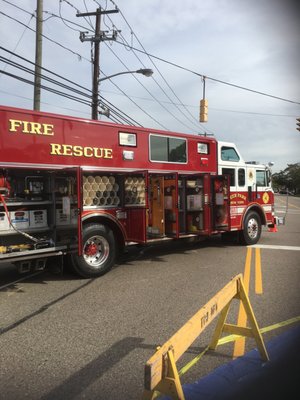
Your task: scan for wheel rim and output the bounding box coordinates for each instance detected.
[247,217,258,239]
[83,235,110,268]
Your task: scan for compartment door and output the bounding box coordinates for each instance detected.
[125,171,147,243]
[212,175,230,231]
[77,167,82,254]
[148,174,165,237]
[164,174,178,237]
[185,174,205,233]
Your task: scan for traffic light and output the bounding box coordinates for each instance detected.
[297,118,300,132]
[199,99,208,122]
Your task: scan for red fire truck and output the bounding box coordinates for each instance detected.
[0,105,279,278]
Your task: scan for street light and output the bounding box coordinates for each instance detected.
[99,68,153,82]
[93,68,153,119]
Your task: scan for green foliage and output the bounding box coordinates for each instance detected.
[272,163,300,194]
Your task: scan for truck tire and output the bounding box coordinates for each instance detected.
[70,223,117,278]
[239,211,262,245]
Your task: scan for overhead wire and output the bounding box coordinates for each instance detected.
[0,9,91,63]
[0,46,141,126]
[0,69,91,105]
[1,2,167,128]
[0,14,33,76]
[2,0,298,131]
[82,0,94,29]
[113,9,206,131]
[58,2,168,128]
[91,0,207,132]
[60,0,94,30]
[59,1,83,32]
[0,6,143,125]
[98,2,206,133]
[103,42,194,131]
[114,32,206,133]
[2,0,299,108]
[99,67,169,130]
[113,39,300,106]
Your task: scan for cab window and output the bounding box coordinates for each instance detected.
[238,168,245,186]
[256,170,266,186]
[221,146,240,162]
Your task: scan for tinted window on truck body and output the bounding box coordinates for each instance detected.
[150,135,187,163]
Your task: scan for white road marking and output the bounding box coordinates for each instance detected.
[251,244,300,251]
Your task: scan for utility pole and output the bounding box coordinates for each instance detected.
[33,0,43,111]
[77,8,119,120]
[92,12,101,121]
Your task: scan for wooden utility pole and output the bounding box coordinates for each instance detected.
[92,11,101,120]
[77,8,119,120]
[33,0,43,111]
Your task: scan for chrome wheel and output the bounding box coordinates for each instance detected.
[247,217,258,240]
[83,235,110,268]
[240,211,262,245]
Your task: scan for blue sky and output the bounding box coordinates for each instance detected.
[1,0,299,172]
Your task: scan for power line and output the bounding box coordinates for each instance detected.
[0,46,141,126]
[115,13,205,131]
[113,40,300,106]
[116,32,205,133]
[99,88,299,118]
[100,67,169,130]
[6,0,164,126]
[54,5,167,128]
[4,0,297,129]
[0,69,91,105]
[104,42,196,132]
[1,4,161,126]
[100,4,206,132]
[3,0,299,108]
[0,10,91,63]
[53,0,208,131]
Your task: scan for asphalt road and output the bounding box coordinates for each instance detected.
[0,194,299,400]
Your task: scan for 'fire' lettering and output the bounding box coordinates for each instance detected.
[9,119,54,135]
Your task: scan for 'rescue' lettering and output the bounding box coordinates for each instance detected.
[9,119,54,136]
[50,143,113,159]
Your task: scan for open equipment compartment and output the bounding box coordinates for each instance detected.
[0,166,78,273]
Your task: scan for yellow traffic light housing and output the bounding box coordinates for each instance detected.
[199,99,208,122]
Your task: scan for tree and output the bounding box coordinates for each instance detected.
[272,163,300,194]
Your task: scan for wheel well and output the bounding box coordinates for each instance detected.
[82,215,125,250]
[243,206,266,227]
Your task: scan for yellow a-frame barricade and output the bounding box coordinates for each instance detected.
[142,274,269,400]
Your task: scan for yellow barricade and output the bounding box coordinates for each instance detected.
[142,274,269,400]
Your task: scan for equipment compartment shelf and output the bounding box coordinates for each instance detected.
[0,246,67,262]
[0,201,52,207]
[0,227,50,236]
